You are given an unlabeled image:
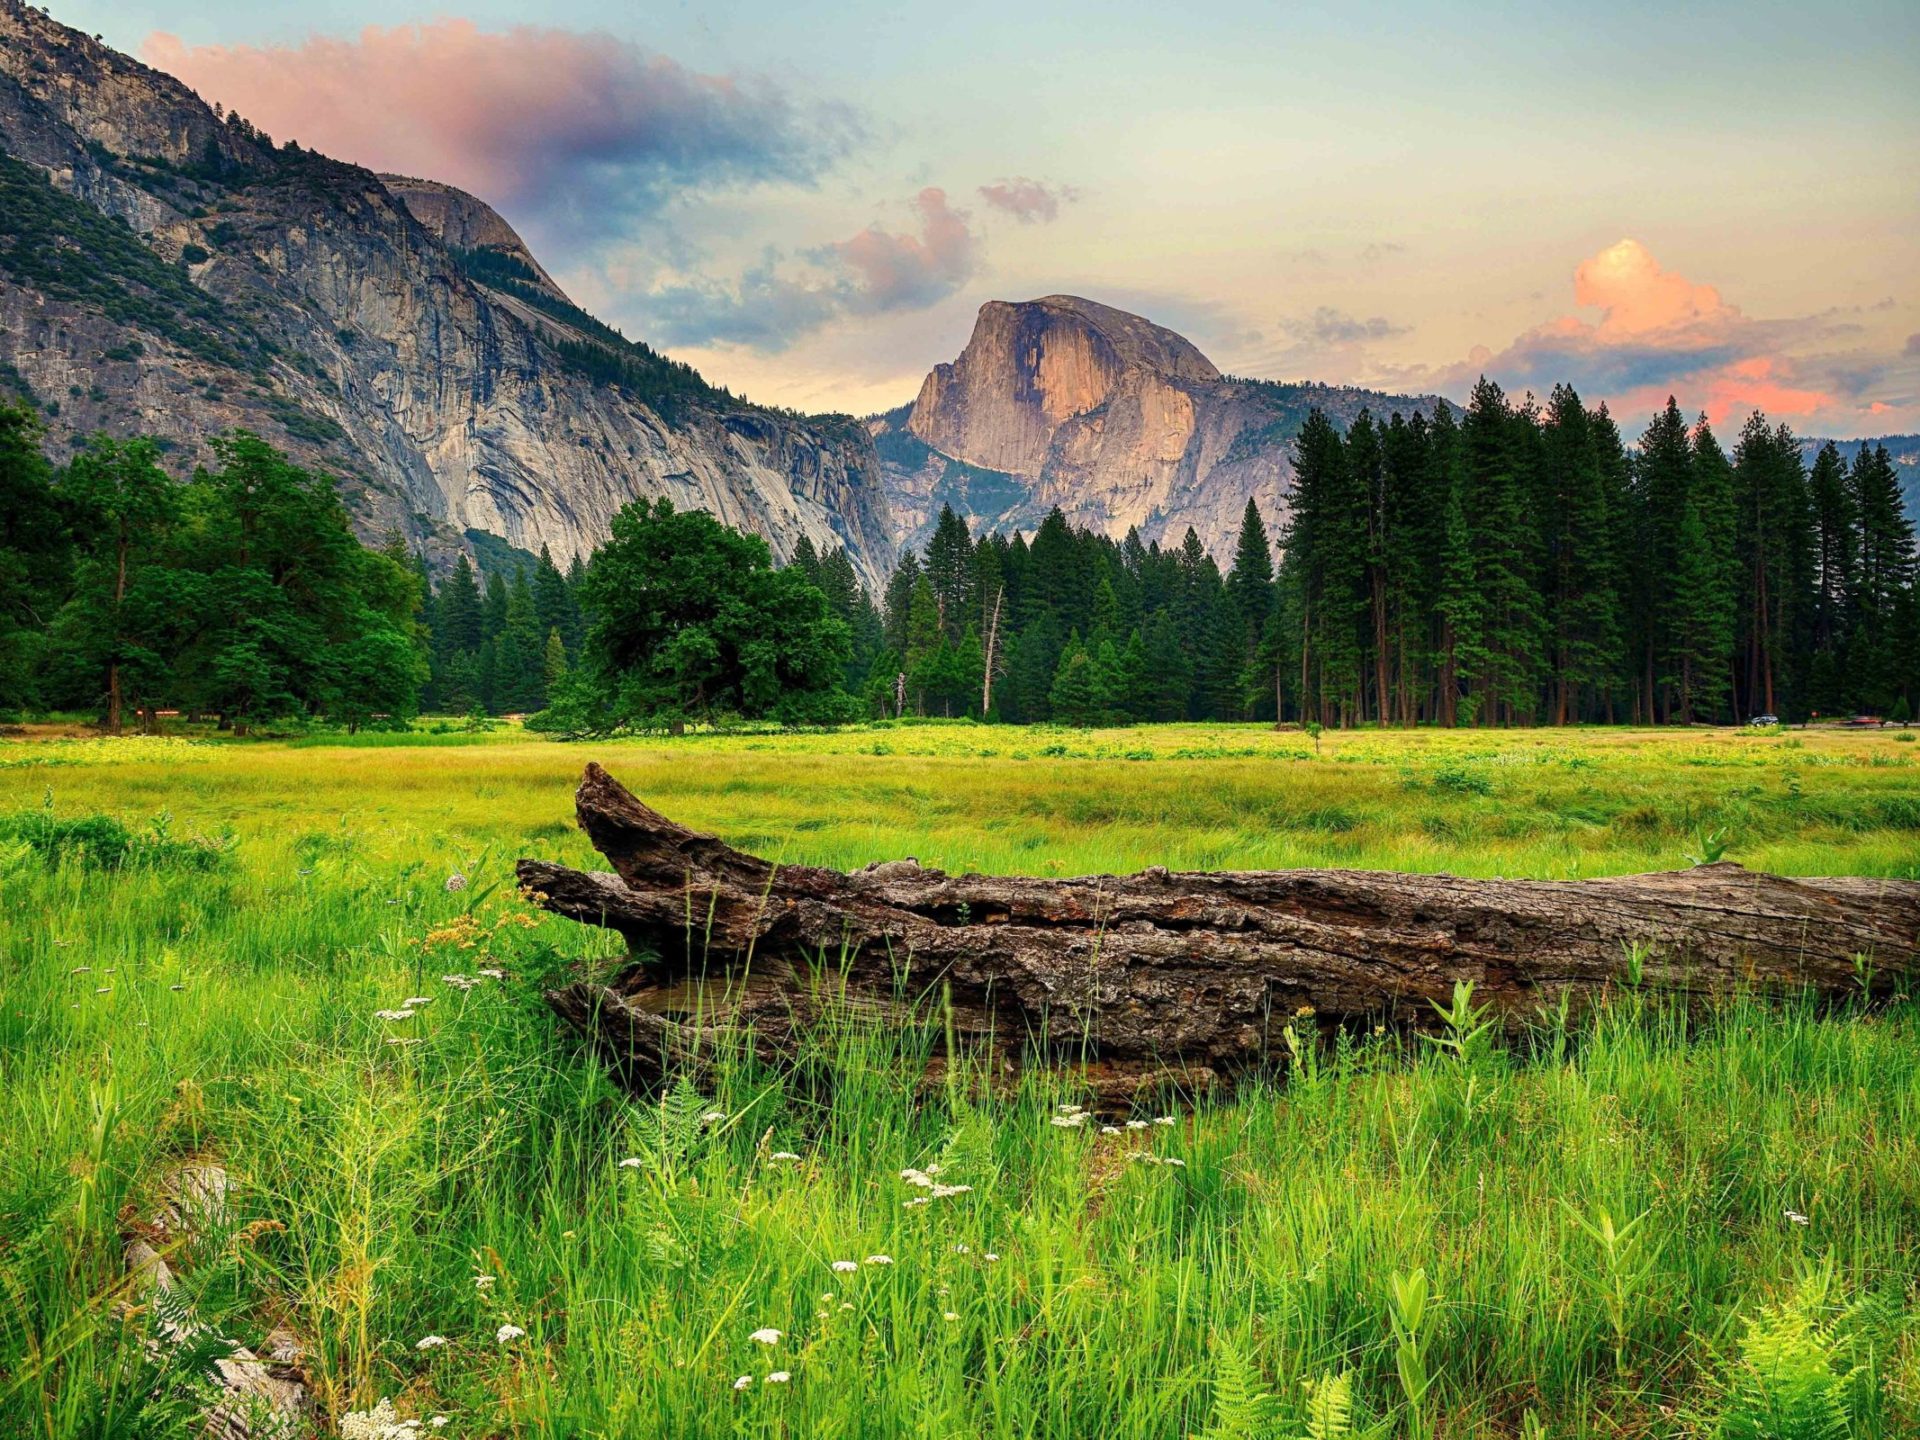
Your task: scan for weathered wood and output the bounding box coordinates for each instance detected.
[521,763,1920,1098]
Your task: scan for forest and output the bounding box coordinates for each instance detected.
[3,379,1915,732]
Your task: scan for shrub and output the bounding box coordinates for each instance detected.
[0,806,233,872]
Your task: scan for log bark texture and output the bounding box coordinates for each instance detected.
[521,764,1920,1098]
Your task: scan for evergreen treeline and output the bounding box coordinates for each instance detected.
[840,382,1918,727]
[415,546,585,718]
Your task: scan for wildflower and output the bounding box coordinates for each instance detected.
[415,1335,449,1350]
[618,1157,644,1169]
[864,1254,893,1266]
[765,1371,791,1384]
[445,873,468,893]
[749,1327,782,1345]
[374,1008,415,1022]
[495,1324,525,1343]
[831,1259,858,1273]
[769,1151,801,1162]
[1785,1209,1810,1226]
[733,1376,752,1391]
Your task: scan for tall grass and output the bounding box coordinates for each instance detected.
[1,726,1916,1437]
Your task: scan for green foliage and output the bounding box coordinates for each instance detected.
[0,803,231,872]
[544,498,852,732]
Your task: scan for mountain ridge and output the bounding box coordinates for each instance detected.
[0,0,896,586]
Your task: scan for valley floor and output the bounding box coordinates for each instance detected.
[1,724,1916,1435]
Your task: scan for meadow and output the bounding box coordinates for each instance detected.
[2,722,1918,1438]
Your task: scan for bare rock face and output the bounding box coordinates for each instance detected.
[886,294,1438,557]
[0,2,895,586]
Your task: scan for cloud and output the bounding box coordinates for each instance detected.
[142,21,859,244]
[641,188,978,351]
[1290,306,1410,346]
[1409,238,1852,424]
[976,178,1077,224]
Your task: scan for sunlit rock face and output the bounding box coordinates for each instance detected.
[883,294,1433,557]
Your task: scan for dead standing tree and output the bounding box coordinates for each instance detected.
[520,764,1920,1100]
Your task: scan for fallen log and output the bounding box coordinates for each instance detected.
[520,764,1920,1099]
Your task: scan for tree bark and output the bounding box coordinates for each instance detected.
[521,764,1920,1101]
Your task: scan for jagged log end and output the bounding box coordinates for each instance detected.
[520,765,1920,1095]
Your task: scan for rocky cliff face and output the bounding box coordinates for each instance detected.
[0,1,895,586]
[882,294,1437,557]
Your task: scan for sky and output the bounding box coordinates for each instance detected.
[57,0,1920,432]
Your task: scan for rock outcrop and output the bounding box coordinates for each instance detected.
[0,2,895,585]
[879,294,1439,556]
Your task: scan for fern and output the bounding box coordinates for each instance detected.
[1714,1275,1856,1440]
[1198,1331,1275,1440]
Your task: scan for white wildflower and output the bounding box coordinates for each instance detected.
[765,1371,791,1384]
[864,1254,893,1266]
[831,1259,859,1273]
[749,1327,782,1345]
[495,1324,525,1343]
[415,1335,449,1351]
[733,1375,752,1391]
[444,873,468,893]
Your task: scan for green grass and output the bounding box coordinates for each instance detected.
[1,724,1917,1437]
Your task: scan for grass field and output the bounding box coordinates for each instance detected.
[2,723,1917,1437]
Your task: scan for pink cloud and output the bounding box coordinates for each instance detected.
[1409,238,1850,426]
[141,22,855,239]
[642,188,979,350]
[977,178,1076,224]
[832,188,976,310]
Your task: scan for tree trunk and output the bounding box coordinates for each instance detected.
[521,765,1920,1102]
